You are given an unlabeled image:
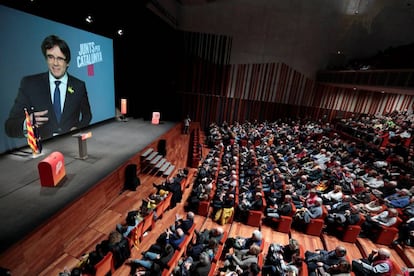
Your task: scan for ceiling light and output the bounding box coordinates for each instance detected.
[85,15,93,24]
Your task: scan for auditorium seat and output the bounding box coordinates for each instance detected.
[340,213,366,243]
[374,217,403,246]
[246,195,266,227]
[128,222,143,249]
[271,202,296,233]
[94,251,115,276]
[197,200,210,216]
[305,205,328,236]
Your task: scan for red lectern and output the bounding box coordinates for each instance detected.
[38,151,66,187]
[152,112,160,124]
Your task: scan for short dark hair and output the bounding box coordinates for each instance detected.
[41,35,71,63]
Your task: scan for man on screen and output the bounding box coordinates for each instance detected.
[5,34,92,139]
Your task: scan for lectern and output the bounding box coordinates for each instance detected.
[73,132,92,159]
[38,151,66,187]
[152,112,160,124]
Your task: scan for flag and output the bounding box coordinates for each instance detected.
[24,108,39,154]
[31,107,42,153]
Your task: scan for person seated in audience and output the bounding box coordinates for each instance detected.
[116,210,141,238]
[262,239,302,276]
[221,230,263,258]
[305,246,347,276]
[220,263,261,276]
[194,226,224,245]
[187,236,219,261]
[150,227,186,253]
[293,197,324,231]
[324,205,361,235]
[264,194,293,221]
[321,185,343,205]
[350,178,366,195]
[173,256,193,276]
[360,207,399,239]
[378,179,398,198]
[351,184,373,204]
[310,148,330,171]
[128,243,175,276]
[185,176,213,213]
[235,191,263,223]
[189,251,212,276]
[326,195,352,214]
[82,230,127,274]
[364,172,385,190]
[221,244,261,273]
[315,259,352,276]
[351,248,393,276]
[153,176,183,209]
[354,196,385,215]
[213,193,235,225]
[171,211,194,234]
[392,216,414,246]
[384,188,413,208]
[59,267,82,276]
[299,188,321,209]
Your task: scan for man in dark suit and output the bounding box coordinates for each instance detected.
[5,34,92,139]
[172,211,194,234]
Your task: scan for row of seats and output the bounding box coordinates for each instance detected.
[188,128,202,168]
[77,168,188,276]
[162,224,197,275]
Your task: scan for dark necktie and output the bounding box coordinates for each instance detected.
[53,80,61,122]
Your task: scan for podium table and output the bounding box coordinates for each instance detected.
[38,151,66,187]
[72,132,92,159]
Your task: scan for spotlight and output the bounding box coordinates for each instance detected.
[85,15,93,23]
[117,29,124,36]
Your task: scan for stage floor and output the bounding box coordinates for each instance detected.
[0,117,176,253]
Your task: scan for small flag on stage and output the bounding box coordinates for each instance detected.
[31,107,42,153]
[24,108,39,155]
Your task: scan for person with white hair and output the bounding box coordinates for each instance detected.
[384,189,413,208]
[194,226,224,245]
[294,197,324,229]
[351,248,393,275]
[221,230,263,258]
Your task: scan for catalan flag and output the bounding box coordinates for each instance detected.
[24,108,39,155]
[31,107,42,153]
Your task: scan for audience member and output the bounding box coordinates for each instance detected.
[171,212,195,234]
[221,230,263,258]
[360,208,399,239]
[221,244,261,272]
[128,243,175,276]
[315,259,352,276]
[352,248,393,276]
[305,246,347,276]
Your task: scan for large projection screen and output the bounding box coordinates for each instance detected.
[0,5,115,154]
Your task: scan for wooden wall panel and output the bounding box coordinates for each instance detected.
[177,31,414,129]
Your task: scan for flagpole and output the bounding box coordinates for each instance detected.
[24,108,39,157]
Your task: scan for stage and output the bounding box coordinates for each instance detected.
[0,117,176,253]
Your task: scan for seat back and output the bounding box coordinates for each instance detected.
[94,251,115,276]
[129,222,143,249]
[305,204,328,236]
[375,217,403,246]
